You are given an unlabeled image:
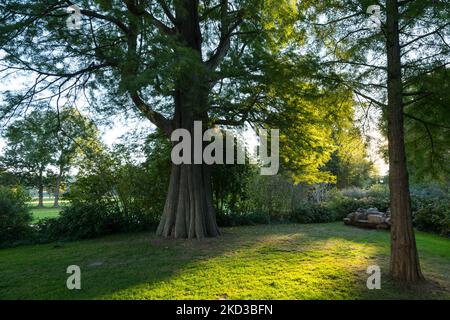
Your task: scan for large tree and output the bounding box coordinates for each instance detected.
[51,106,101,207]
[0,0,349,239]
[305,0,449,281]
[0,107,100,207]
[1,110,57,207]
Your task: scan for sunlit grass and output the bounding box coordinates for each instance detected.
[0,223,449,300]
[30,208,62,223]
[27,199,66,222]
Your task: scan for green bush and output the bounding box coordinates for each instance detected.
[290,203,335,224]
[324,196,363,219]
[217,211,270,227]
[0,186,32,245]
[35,200,158,242]
[413,203,450,237]
[410,185,450,236]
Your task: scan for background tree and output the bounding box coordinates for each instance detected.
[1,110,57,207]
[51,107,101,207]
[0,166,20,186]
[325,125,375,189]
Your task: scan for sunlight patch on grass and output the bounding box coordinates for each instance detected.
[30,207,62,223]
[0,223,449,300]
[103,234,382,300]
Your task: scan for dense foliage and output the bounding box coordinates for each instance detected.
[0,186,32,245]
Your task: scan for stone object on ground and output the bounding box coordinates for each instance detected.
[344,207,391,230]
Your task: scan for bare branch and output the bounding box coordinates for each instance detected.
[401,22,450,48]
[156,0,177,26]
[206,5,244,71]
[353,89,387,107]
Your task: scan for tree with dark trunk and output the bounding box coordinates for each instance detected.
[0,111,57,208]
[385,0,423,282]
[51,107,100,208]
[37,168,45,208]
[53,162,64,208]
[1,1,345,239]
[306,0,449,282]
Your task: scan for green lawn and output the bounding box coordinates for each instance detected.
[27,199,67,223]
[0,223,449,300]
[30,207,62,223]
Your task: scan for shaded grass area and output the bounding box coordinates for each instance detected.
[0,223,449,300]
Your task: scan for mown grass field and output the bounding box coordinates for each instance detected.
[0,223,449,300]
[27,199,66,223]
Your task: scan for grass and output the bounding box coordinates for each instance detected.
[0,223,449,300]
[27,199,67,223]
[30,207,62,223]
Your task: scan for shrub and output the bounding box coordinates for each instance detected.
[413,202,450,237]
[35,200,158,242]
[0,186,32,245]
[290,203,335,224]
[217,211,270,227]
[324,196,363,219]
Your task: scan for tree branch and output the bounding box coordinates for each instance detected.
[401,22,450,48]
[404,112,450,130]
[353,89,387,107]
[206,6,244,71]
[156,0,177,26]
[130,92,173,136]
[122,0,175,35]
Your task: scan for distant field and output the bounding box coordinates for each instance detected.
[30,207,62,223]
[28,199,69,206]
[27,198,67,223]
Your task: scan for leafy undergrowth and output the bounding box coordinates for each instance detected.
[0,223,449,300]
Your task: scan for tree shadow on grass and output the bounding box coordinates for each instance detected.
[0,223,448,299]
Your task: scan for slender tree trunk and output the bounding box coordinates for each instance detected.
[37,169,44,208]
[386,0,423,282]
[53,163,64,208]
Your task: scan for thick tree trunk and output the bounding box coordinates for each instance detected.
[157,163,220,239]
[155,0,221,239]
[156,84,220,239]
[386,0,423,282]
[37,169,44,208]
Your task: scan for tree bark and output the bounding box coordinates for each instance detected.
[386,0,423,282]
[155,0,222,239]
[157,163,220,239]
[156,78,220,239]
